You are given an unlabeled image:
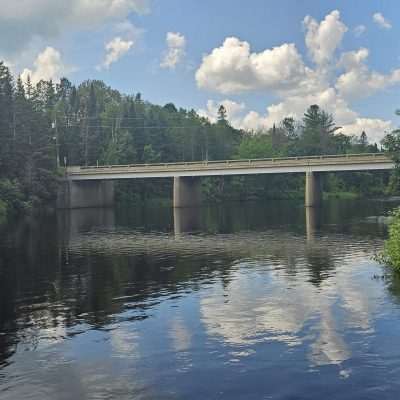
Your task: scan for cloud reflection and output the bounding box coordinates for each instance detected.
[200,248,382,369]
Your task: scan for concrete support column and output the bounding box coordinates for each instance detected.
[305,171,322,207]
[173,176,201,208]
[57,180,114,209]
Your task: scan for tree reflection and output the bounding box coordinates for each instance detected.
[0,199,395,374]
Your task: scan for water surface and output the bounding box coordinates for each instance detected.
[1,199,400,399]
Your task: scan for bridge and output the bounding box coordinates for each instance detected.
[57,153,394,209]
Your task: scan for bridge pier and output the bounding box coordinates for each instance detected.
[57,180,114,209]
[305,172,322,207]
[173,177,202,208]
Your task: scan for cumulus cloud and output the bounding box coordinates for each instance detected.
[97,21,142,70]
[200,88,356,131]
[353,25,366,37]
[195,37,314,94]
[198,99,246,125]
[196,10,397,142]
[20,47,71,84]
[160,32,186,69]
[0,0,150,55]
[373,12,392,29]
[341,118,393,143]
[99,37,134,69]
[336,48,400,99]
[303,10,347,65]
[200,93,393,142]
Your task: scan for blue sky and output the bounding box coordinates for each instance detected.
[1,0,400,142]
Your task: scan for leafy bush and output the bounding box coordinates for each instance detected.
[382,208,400,271]
[0,199,7,224]
[0,179,31,216]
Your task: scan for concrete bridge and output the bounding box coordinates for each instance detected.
[57,153,394,209]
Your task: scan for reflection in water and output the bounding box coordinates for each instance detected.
[1,200,400,399]
[306,206,320,242]
[174,207,202,235]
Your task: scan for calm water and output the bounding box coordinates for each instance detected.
[1,199,400,399]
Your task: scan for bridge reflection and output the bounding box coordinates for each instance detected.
[0,200,397,377]
[174,207,201,235]
[57,204,322,240]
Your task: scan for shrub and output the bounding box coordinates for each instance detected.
[0,179,31,216]
[0,199,7,224]
[382,208,400,271]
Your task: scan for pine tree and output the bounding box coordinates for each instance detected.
[0,62,14,178]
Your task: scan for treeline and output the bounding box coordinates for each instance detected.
[0,62,58,221]
[0,61,396,220]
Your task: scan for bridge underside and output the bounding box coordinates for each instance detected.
[57,173,325,209]
[57,180,115,209]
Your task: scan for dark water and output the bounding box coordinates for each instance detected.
[1,199,400,399]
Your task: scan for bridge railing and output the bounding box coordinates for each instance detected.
[76,152,389,171]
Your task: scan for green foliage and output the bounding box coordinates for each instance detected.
[381,208,400,272]
[0,62,58,218]
[299,104,341,155]
[236,134,274,159]
[0,179,31,215]
[0,58,394,212]
[382,129,400,164]
[0,199,7,224]
[382,128,400,194]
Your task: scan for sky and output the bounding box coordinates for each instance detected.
[1,0,400,142]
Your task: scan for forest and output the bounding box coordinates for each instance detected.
[0,61,398,222]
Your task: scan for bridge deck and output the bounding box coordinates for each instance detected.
[66,153,394,181]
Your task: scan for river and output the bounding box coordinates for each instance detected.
[1,199,400,399]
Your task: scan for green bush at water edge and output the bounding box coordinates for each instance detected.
[382,208,400,271]
[0,199,7,224]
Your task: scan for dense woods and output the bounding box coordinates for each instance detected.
[0,61,397,221]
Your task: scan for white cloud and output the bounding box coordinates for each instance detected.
[99,37,134,69]
[20,47,71,84]
[199,92,392,142]
[195,11,349,96]
[373,12,392,29]
[198,99,246,125]
[353,25,366,37]
[0,0,149,20]
[196,10,397,143]
[0,0,150,55]
[303,10,347,65]
[160,32,186,69]
[341,118,393,143]
[336,48,400,99]
[114,20,143,38]
[195,37,313,95]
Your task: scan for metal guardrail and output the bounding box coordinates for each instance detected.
[73,153,390,172]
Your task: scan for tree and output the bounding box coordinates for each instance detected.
[217,105,227,123]
[382,127,400,193]
[0,62,14,177]
[301,104,340,155]
[360,131,368,147]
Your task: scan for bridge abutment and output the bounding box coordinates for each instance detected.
[57,180,114,209]
[173,177,202,208]
[305,172,322,207]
